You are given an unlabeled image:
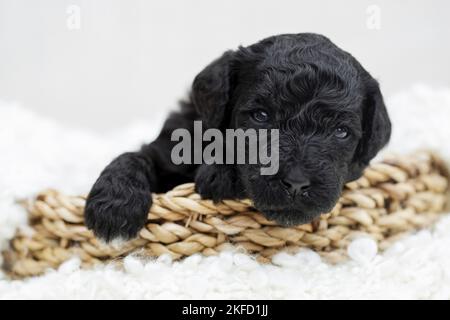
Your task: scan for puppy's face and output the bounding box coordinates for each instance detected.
[192,33,391,225]
[232,73,363,225]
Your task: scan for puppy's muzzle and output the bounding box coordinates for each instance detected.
[280,167,311,198]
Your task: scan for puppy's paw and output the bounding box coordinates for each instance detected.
[195,164,244,202]
[85,167,152,242]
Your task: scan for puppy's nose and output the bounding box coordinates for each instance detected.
[281,174,310,196]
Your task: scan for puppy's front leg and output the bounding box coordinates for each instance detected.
[195,164,245,202]
[85,106,198,242]
[85,151,156,242]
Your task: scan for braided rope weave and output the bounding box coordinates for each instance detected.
[2,151,449,278]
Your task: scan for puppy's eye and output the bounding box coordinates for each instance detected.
[251,110,270,123]
[334,127,349,139]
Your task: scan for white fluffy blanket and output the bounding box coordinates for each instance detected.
[1,85,450,299]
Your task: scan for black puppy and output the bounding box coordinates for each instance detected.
[85,33,391,242]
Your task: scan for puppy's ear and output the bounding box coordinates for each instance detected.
[347,79,391,181]
[191,51,236,128]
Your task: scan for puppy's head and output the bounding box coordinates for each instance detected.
[191,33,391,225]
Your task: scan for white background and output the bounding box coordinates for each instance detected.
[1,0,449,132]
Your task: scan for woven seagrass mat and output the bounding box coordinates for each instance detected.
[2,150,449,278]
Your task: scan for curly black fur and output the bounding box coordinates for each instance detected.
[85,33,391,241]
